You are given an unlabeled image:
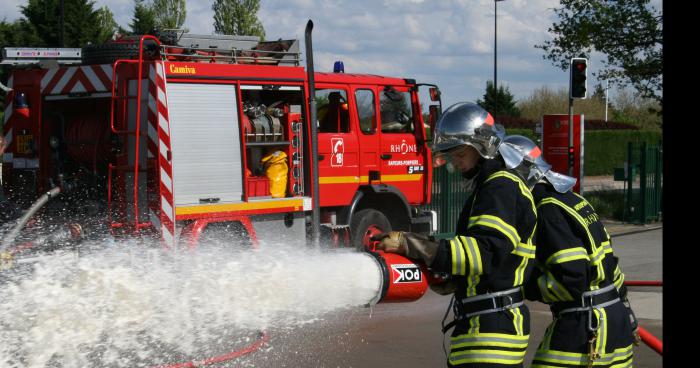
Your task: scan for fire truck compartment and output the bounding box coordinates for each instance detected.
[166,83,243,205]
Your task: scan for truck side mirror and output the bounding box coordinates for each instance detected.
[428,105,439,133]
[429,87,441,102]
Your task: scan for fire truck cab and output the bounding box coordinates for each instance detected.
[1,30,440,250]
[314,72,436,247]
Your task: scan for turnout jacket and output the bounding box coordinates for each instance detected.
[525,183,625,302]
[525,182,635,368]
[428,158,538,367]
[431,158,537,297]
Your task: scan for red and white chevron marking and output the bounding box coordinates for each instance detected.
[2,76,13,152]
[148,62,176,248]
[40,65,113,95]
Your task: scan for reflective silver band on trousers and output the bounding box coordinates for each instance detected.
[459,287,524,318]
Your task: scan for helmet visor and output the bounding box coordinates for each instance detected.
[433,145,470,168]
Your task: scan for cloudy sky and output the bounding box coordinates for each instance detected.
[1,0,662,108]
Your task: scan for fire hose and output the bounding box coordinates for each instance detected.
[154,331,270,368]
[1,187,62,252]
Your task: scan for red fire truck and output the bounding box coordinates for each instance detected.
[1,26,441,250]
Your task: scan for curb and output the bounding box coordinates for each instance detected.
[610,225,663,238]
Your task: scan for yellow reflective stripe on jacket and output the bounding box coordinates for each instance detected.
[458,236,483,297]
[450,238,467,275]
[513,241,536,259]
[513,255,528,286]
[485,171,537,215]
[601,240,613,254]
[613,265,625,290]
[537,271,574,302]
[468,214,520,250]
[545,247,590,265]
[590,246,606,265]
[538,197,606,289]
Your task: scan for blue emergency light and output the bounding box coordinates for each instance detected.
[333,61,345,73]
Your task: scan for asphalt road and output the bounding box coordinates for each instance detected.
[233,228,663,368]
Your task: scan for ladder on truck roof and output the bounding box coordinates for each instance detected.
[155,30,301,66]
[0,47,82,65]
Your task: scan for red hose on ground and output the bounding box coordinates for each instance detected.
[624,280,662,287]
[154,331,270,368]
[638,326,662,355]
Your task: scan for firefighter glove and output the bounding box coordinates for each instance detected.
[372,231,408,255]
[372,232,440,266]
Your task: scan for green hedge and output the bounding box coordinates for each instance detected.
[505,128,662,176]
[584,131,662,175]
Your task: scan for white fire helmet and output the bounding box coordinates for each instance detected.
[499,134,577,193]
[431,102,505,159]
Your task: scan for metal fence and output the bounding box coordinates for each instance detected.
[421,166,472,239]
[423,141,663,236]
[624,142,663,224]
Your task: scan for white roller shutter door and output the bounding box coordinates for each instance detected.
[167,83,243,205]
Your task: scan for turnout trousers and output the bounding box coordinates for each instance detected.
[448,305,530,367]
[531,302,634,367]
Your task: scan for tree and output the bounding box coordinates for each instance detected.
[95,6,118,43]
[1,19,43,99]
[21,0,102,47]
[592,83,606,102]
[536,0,662,106]
[212,0,265,39]
[477,81,520,118]
[0,19,42,47]
[152,0,186,30]
[130,0,156,35]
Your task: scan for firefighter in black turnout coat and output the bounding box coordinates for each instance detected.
[374,102,537,367]
[498,135,637,368]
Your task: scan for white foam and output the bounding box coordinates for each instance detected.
[0,239,381,367]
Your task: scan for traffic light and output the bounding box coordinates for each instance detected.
[570,58,587,99]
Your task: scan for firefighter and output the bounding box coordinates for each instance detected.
[498,134,638,368]
[373,102,537,367]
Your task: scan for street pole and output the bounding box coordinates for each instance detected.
[494,0,505,90]
[605,79,609,122]
[494,0,497,91]
[568,97,574,177]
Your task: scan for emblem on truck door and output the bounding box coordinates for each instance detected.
[331,138,344,167]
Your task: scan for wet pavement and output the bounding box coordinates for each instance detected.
[233,227,663,368]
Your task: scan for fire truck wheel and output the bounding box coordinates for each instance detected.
[81,43,141,65]
[350,209,392,251]
[197,221,253,249]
